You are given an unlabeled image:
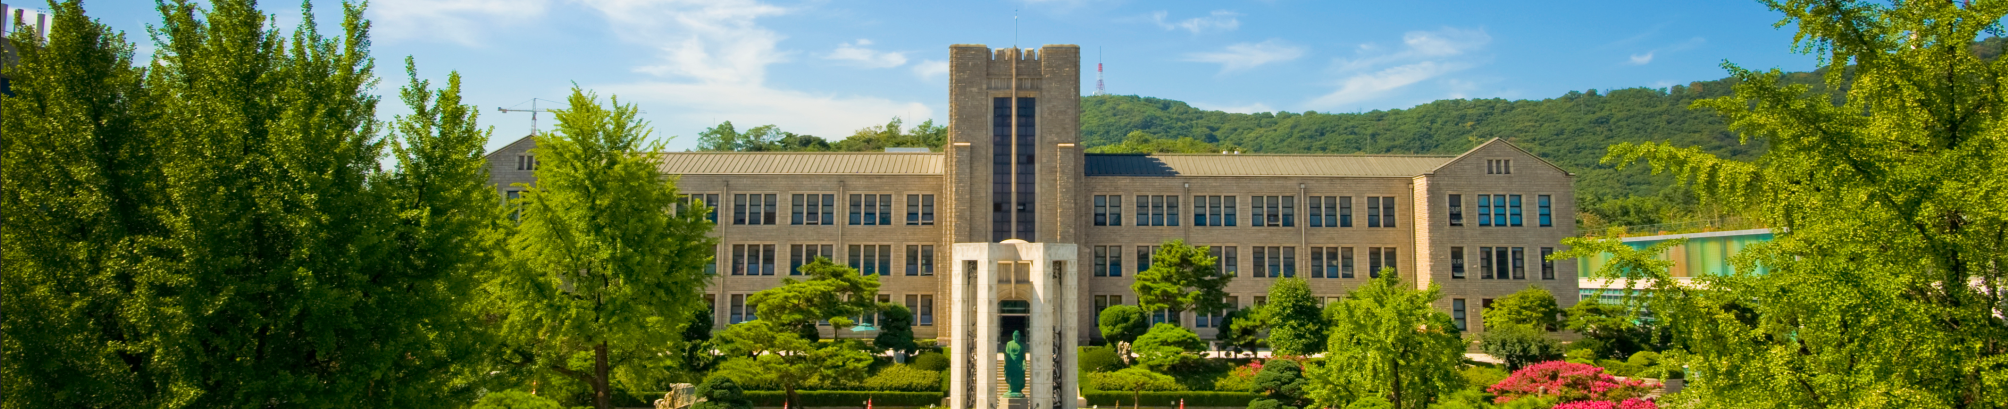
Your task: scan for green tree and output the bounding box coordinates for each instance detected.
[1566,2,2008,407]
[1309,274,1464,409]
[1477,326,1563,371]
[1133,240,1232,327]
[1098,367,1183,405]
[1481,286,1563,331]
[1085,130,1233,154]
[675,306,721,379]
[691,376,753,409]
[497,88,716,409]
[747,257,881,336]
[715,320,872,407]
[1563,297,1656,359]
[1218,307,1266,357]
[874,303,919,355]
[1098,304,1150,345]
[1263,278,1327,356]
[1132,324,1206,371]
[472,391,565,409]
[1250,359,1309,409]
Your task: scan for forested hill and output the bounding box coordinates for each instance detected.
[1079,75,1787,205]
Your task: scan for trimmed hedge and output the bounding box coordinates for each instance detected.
[745,391,944,407]
[1083,391,1260,407]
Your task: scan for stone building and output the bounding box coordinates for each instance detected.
[486,44,1578,346]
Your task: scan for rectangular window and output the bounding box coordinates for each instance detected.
[733,194,747,225]
[1448,194,1464,226]
[1452,298,1467,331]
[1253,246,1268,278]
[1339,196,1353,227]
[1380,196,1397,228]
[1209,246,1239,277]
[729,294,748,324]
[905,245,937,276]
[1478,195,1493,227]
[1093,246,1108,277]
[1451,247,1466,279]
[1494,195,1508,227]
[789,244,834,275]
[1541,247,1555,280]
[1136,246,1158,275]
[1309,196,1339,227]
[731,244,777,276]
[1511,247,1526,280]
[1314,247,1341,279]
[1280,246,1296,277]
[1251,196,1266,227]
[1479,246,1493,279]
[1495,247,1511,280]
[1487,159,1513,174]
[1225,196,1237,226]
[1309,196,1324,227]
[1167,196,1180,227]
[1538,195,1552,227]
[1384,247,1398,276]
[905,294,937,326]
[1092,246,1124,277]
[1367,197,1382,228]
[1341,247,1355,278]
[1509,195,1524,227]
[791,194,836,225]
[1281,196,1295,227]
[1369,247,1383,278]
[848,244,892,275]
[1094,195,1111,226]
[907,194,936,226]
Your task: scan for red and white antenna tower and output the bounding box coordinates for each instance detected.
[1095,47,1106,95]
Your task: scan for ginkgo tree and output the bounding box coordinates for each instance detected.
[1563,1,2008,407]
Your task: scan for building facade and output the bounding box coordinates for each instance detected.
[487,44,1579,343]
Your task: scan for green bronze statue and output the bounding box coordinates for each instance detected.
[1004,330,1026,398]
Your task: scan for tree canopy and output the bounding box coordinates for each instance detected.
[1132,240,1232,324]
[1310,274,1465,409]
[1263,278,1328,356]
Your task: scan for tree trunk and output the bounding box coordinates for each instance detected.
[1389,355,1402,409]
[596,341,611,409]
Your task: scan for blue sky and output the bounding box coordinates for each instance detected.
[75,0,1819,152]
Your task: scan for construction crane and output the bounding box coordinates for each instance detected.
[497,98,559,135]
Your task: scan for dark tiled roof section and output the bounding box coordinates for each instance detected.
[655,152,944,175]
[1083,153,1456,177]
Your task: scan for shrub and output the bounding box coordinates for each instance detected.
[1554,399,1659,409]
[693,376,752,409]
[1079,346,1125,372]
[742,391,943,407]
[1087,368,1186,393]
[1213,361,1261,392]
[1082,391,1259,407]
[1488,361,1658,406]
[861,365,943,392]
[1099,305,1150,344]
[472,391,562,409]
[1133,324,1205,371]
[1251,359,1307,407]
[1342,396,1392,409]
[1479,326,1563,370]
[909,352,950,371]
[1564,348,1599,365]
[1458,365,1509,391]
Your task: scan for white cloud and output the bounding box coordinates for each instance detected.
[826,39,909,68]
[1192,102,1275,114]
[1149,10,1240,34]
[1309,61,1469,108]
[913,60,950,81]
[576,0,933,139]
[1308,27,1491,110]
[1628,51,1655,65]
[370,0,547,46]
[1182,39,1304,73]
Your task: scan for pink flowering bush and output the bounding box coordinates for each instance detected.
[1550,399,1657,409]
[1488,361,1658,406]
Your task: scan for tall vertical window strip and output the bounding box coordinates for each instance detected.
[1511,247,1526,280]
[790,244,833,275]
[791,194,835,225]
[1451,247,1466,279]
[1478,195,1493,227]
[1508,195,1524,227]
[905,245,936,276]
[1369,247,1383,278]
[1495,247,1511,280]
[1281,196,1295,227]
[1341,247,1355,278]
[1380,196,1397,228]
[1452,299,1467,330]
[1367,197,1382,227]
[1538,195,1553,227]
[1448,194,1463,226]
[1540,247,1555,280]
[1479,247,1494,279]
[1339,196,1353,227]
[1493,195,1509,227]
[906,194,936,226]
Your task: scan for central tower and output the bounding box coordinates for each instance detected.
[945,45,1081,244]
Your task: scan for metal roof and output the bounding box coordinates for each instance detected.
[1083,154,1456,177]
[655,152,944,175]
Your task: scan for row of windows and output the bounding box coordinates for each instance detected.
[1092,195,1404,228]
[1449,246,1557,280]
[719,293,937,326]
[726,243,937,276]
[1448,194,1553,227]
[679,193,938,227]
[1089,245,1401,278]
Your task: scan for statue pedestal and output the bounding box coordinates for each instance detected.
[1000,397,1028,409]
